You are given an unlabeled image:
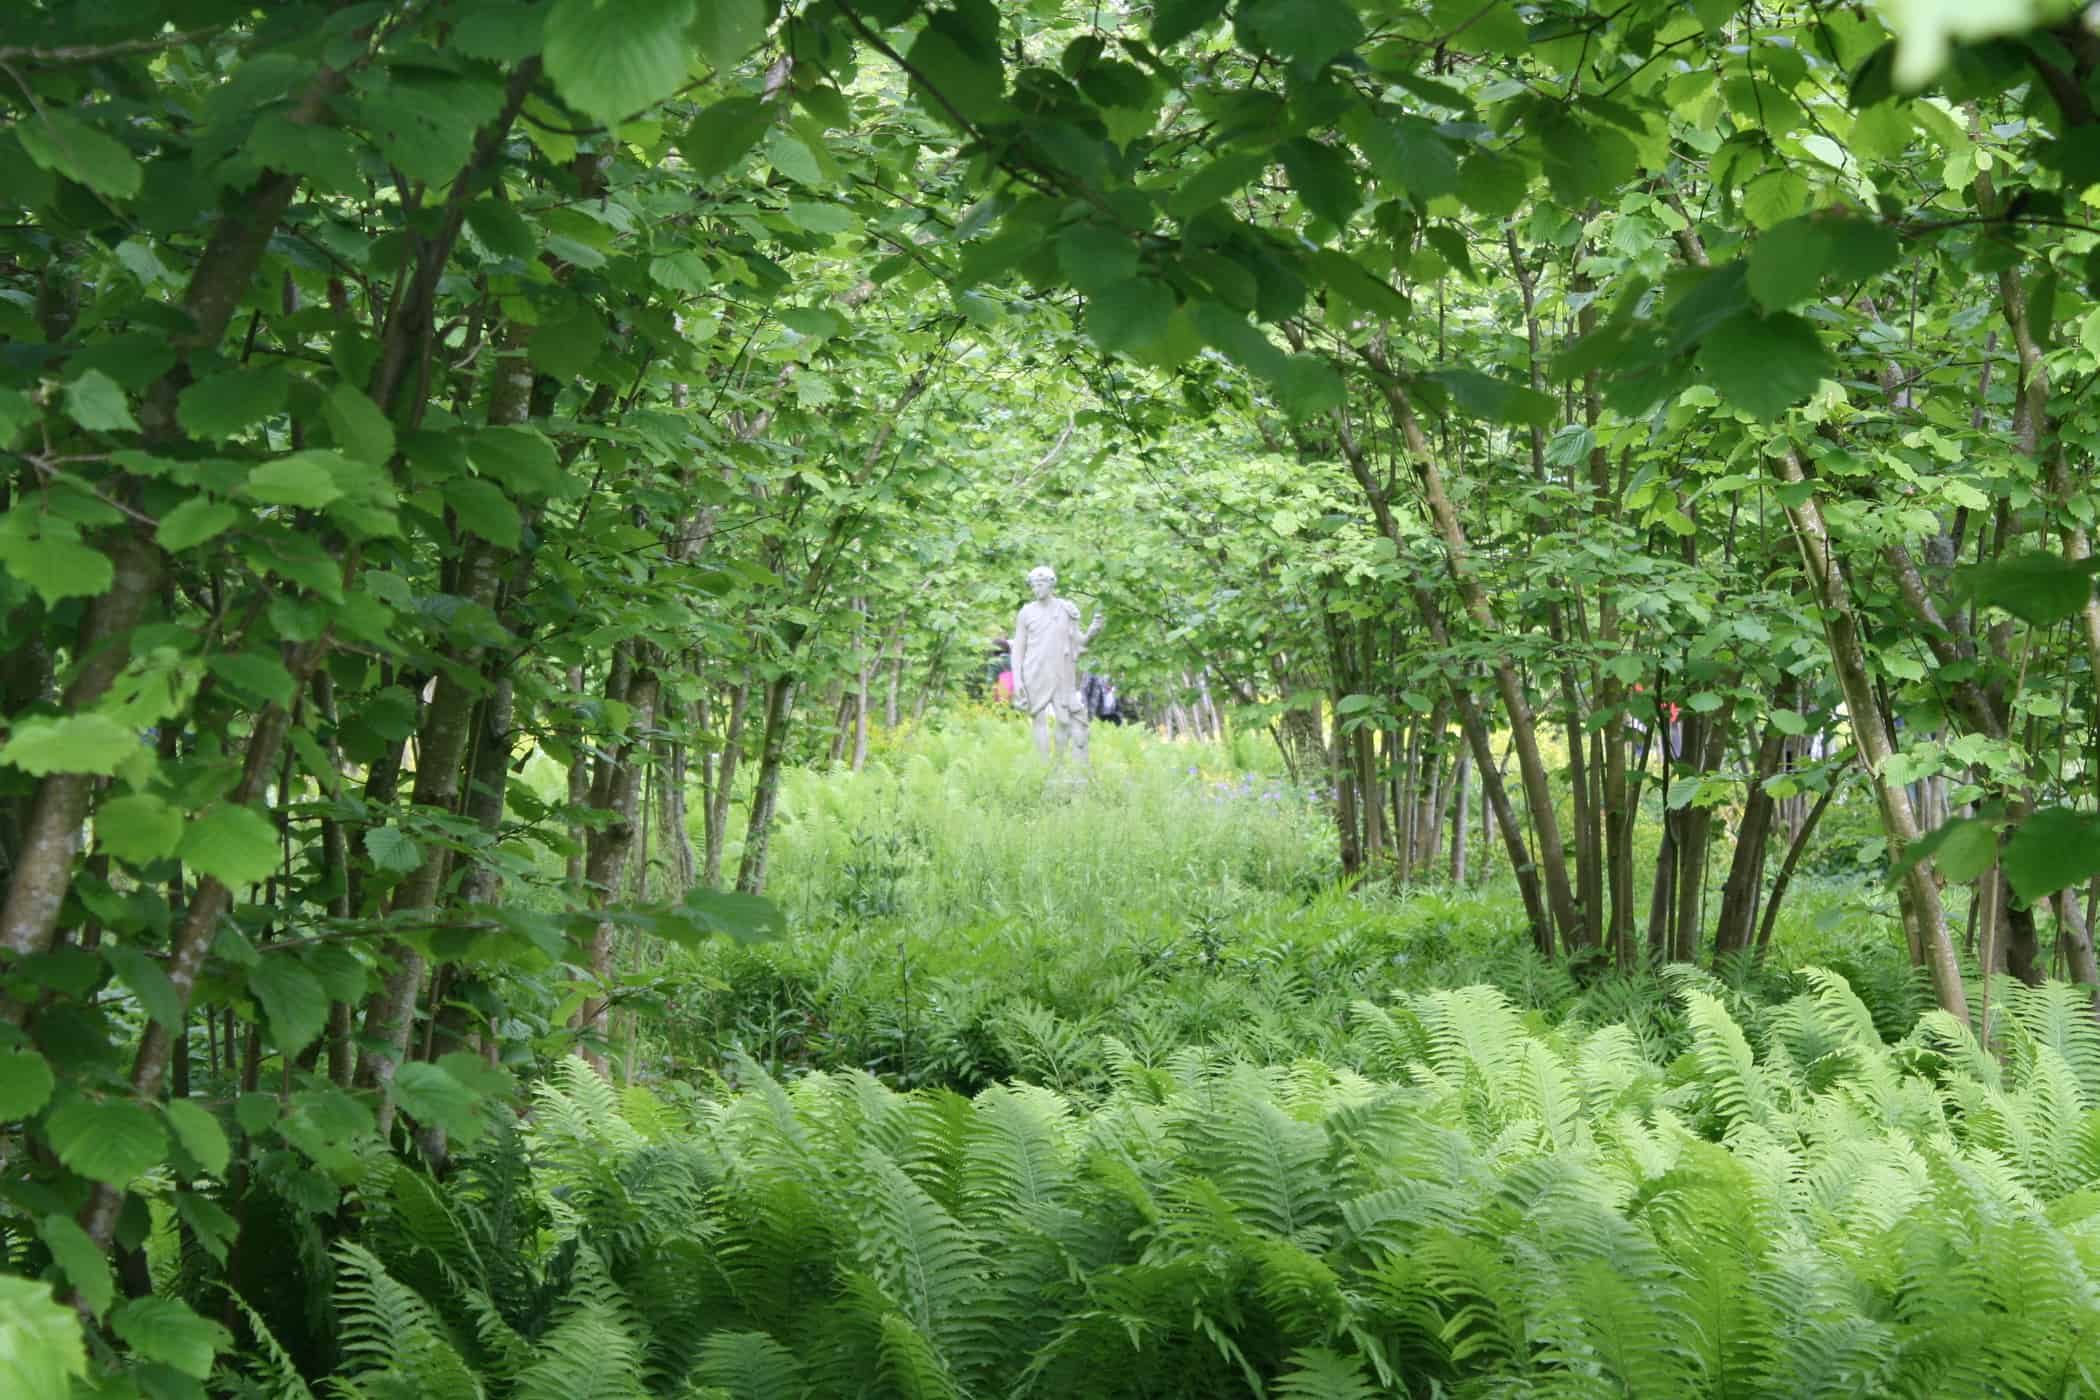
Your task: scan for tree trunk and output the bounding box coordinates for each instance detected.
[577,661,660,1072]
[735,674,798,896]
[1770,446,1967,1020]
[704,675,752,887]
[1450,746,1470,885]
[1370,368,1581,953]
[1712,707,1790,962]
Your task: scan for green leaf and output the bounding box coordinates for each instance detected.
[454,1,550,60]
[1277,355,1346,422]
[0,529,114,604]
[785,199,852,235]
[176,365,288,442]
[0,1047,55,1120]
[37,1215,112,1320]
[0,714,139,777]
[1901,814,2001,885]
[1153,0,1230,46]
[906,28,1008,126]
[692,0,768,71]
[163,1099,232,1177]
[17,110,142,200]
[1824,217,1902,284]
[247,117,364,194]
[544,0,697,128]
[1426,367,1556,427]
[363,826,424,874]
[1057,221,1138,296]
[679,95,774,179]
[465,198,537,259]
[103,944,182,1031]
[234,1093,280,1137]
[1238,0,1365,65]
[1345,111,1460,203]
[779,306,844,341]
[46,1098,168,1186]
[1306,250,1409,320]
[0,1276,87,1400]
[1537,113,1636,205]
[650,250,715,293]
[1279,138,1359,226]
[248,955,330,1055]
[1084,278,1176,354]
[245,452,346,509]
[1697,311,1832,420]
[322,383,396,466]
[96,793,186,864]
[468,426,568,499]
[208,651,299,709]
[2004,807,2100,903]
[110,1296,231,1381]
[679,887,785,943]
[63,369,139,433]
[442,477,523,549]
[390,1062,488,1146]
[1458,151,1530,218]
[1748,217,1833,311]
[178,803,280,888]
[1190,301,1289,382]
[0,387,38,447]
[1958,553,2100,626]
[0,524,113,604]
[1168,151,1266,219]
[155,497,239,552]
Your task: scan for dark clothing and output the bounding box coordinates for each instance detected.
[1082,673,1123,724]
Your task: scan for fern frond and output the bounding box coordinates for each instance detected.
[226,1287,319,1400]
[961,1082,1075,1218]
[509,1302,647,1400]
[2003,980,2100,1100]
[1271,1345,1379,1400]
[691,1330,801,1400]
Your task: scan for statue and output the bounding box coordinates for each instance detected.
[1010,565,1104,765]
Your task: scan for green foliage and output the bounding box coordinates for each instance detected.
[8,0,2100,1392]
[325,968,2100,1398]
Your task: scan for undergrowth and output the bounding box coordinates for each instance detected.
[241,721,2096,1399]
[300,973,2100,1399]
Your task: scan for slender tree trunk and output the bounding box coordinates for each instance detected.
[1756,779,1842,955]
[735,674,798,896]
[1450,746,1470,885]
[1771,446,1967,1019]
[1713,705,1790,962]
[577,660,660,1072]
[1671,718,1730,964]
[705,675,752,887]
[1366,367,1580,953]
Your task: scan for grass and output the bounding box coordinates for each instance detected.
[640,712,1929,1095]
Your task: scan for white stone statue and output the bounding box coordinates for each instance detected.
[1010,565,1104,764]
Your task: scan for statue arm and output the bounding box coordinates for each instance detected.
[1079,607,1105,653]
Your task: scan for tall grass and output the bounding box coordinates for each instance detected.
[643,715,1926,1094]
[757,714,1332,931]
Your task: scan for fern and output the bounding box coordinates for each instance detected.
[330,1242,484,1400]
[509,1303,648,1400]
[1271,1345,1379,1400]
[2002,979,2100,1100]
[297,968,2100,1400]
[691,1330,801,1400]
[225,1287,320,1400]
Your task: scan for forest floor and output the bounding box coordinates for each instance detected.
[646,712,1932,1088]
[306,718,2100,1398]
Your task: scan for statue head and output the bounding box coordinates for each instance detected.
[1027,565,1056,601]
